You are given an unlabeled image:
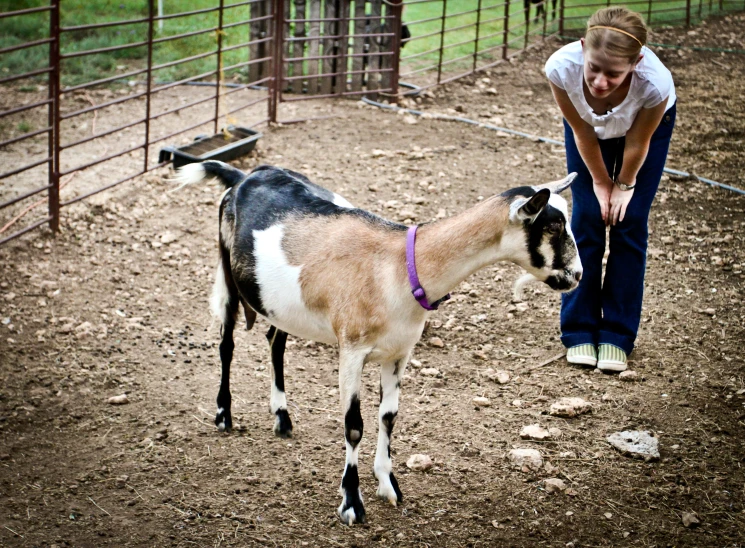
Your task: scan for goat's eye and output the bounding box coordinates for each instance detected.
[546,223,563,235]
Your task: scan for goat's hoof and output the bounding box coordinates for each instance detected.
[273,409,293,438]
[376,472,403,506]
[215,408,232,433]
[337,496,366,525]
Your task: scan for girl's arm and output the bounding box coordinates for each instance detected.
[617,99,668,187]
[608,99,669,226]
[549,81,614,222]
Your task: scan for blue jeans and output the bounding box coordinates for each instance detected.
[560,103,676,355]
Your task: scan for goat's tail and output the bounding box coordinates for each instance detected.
[171,160,245,192]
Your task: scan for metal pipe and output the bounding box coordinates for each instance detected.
[50,0,61,233]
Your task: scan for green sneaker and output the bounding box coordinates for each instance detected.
[597,344,627,373]
[566,344,598,367]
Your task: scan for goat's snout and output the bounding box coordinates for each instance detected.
[574,270,582,282]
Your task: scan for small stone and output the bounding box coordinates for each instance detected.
[494,370,510,384]
[520,424,551,440]
[508,448,543,471]
[682,512,700,528]
[108,394,129,405]
[428,337,445,348]
[406,454,433,471]
[115,475,129,488]
[604,512,613,519]
[419,367,441,377]
[160,231,180,244]
[4,292,16,301]
[544,478,566,493]
[607,430,660,461]
[512,399,523,408]
[473,396,491,407]
[550,397,592,418]
[548,427,563,439]
[410,359,422,368]
[619,371,638,382]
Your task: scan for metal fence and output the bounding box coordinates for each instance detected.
[1,0,742,245]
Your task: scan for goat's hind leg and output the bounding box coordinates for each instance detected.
[374,358,404,506]
[266,325,293,437]
[213,259,240,432]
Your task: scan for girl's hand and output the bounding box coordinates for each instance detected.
[609,182,635,226]
[593,178,614,224]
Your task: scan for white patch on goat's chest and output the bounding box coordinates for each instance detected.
[253,224,337,344]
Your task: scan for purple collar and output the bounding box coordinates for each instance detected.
[406,226,450,311]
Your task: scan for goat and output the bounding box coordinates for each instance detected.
[174,161,582,525]
[525,0,558,22]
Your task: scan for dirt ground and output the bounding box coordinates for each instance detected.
[1,12,744,548]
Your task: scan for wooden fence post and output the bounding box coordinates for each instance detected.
[502,0,510,60]
[321,0,337,95]
[337,0,350,95]
[350,0,366,92]
[291,0,306,94]
[367,0,382,95]
[49,0,61,233]
[307,0,321,94]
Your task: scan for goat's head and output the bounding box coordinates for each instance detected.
[502,173,582,292]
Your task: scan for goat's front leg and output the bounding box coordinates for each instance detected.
[266,326,292,437]
[374,357,405,506]
[215,297,239,432]
[337,347,369,525]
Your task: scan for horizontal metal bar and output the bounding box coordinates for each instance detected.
[60,143,144,176]
[0,37,54,56]
[60,119,145,151]
[0,5,53,19]
[284,50,392,63]
[0,183,53,210]
[283,66,392,82]
[0,67,53,86]
[0,157,52,181]
[147,117,220,148]
[61,17,150,32]
[151,49,217,72]
[152,26,217,45]
[289,14,393,24]
[0,126,52,149]
[223,95,270,117]
[62,67,149,93]
[0,99,53,119]
[221,36,272,54]
[0,217,52,247]
[158,5,221,21]
[60,91,147,120]
[281,87,393,103]
[400,45,442,61]
[149,69,219,95]
[61,40,149,60]
[223,13,274,30]
[61,172,144,207]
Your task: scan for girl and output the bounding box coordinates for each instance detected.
[544,7,676,372]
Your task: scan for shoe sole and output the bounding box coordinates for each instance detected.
[567,356,598,367]
[597,360,627,373]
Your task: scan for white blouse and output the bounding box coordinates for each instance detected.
[545,41,676,140]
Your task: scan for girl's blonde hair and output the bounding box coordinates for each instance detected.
[585,7,647,61]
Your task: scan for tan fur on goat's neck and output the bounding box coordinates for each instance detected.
[413,195,510,303]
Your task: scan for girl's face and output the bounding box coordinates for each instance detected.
[581,39,641,99]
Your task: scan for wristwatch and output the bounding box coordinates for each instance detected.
[615,179,636,191]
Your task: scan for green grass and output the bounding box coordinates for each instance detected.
[0,0,742,88]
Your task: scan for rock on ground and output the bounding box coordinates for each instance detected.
[550,397,592,417]
[508,448,543,471]
[406,454,433,471]
[520,424,551,440]
[544,478,567,493]
[607,430,660,461]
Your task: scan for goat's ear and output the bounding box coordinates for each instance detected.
[533,172,578,194]
[510,189,550,223]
